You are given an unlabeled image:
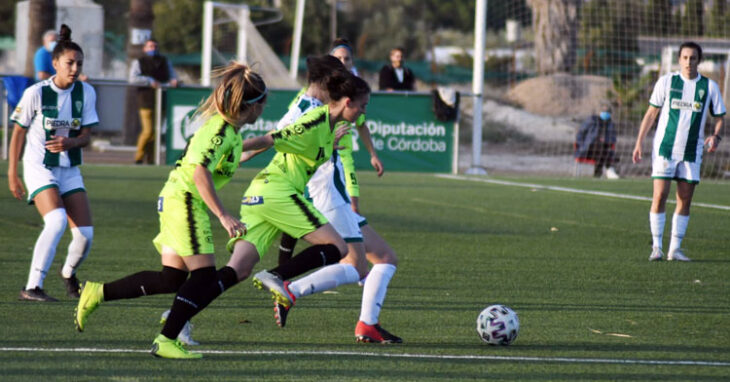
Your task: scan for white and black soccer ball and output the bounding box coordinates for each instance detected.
[476,304,519,345]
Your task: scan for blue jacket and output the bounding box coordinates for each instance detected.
[574,115,616,159]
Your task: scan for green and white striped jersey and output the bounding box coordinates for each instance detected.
[649,72,726,163]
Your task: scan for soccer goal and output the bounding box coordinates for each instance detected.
[200,1,298,88]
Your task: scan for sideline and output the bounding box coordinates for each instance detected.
[436,175,730,211]
[0,347,728,367]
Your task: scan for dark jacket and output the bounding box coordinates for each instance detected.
[136,55,171,108]
[575,115,616,159]
[378,65,415,91]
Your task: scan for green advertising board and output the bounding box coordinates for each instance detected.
[166,88,456,173]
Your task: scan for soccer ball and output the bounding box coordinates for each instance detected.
[476,304,519,345]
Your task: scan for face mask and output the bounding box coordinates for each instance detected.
[46,41,57,52]
[599,111,611,121]
[145,50,158,57]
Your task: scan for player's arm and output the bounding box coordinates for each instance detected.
[45,127,92,153]
[705,117,724,153]
[192,164,245,238]
[632,106,660,163]
[7,124,27,200]
[242,134,274,152]
[239,147,269,163]
[356,123,384,177]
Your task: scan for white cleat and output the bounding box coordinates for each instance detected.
[649,247,664,261]
[253,270,294,308]
[605,167,620,179]
[668,249,691,262]
[160,309,200,346]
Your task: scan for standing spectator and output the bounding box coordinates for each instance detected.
[378,47,415,91]
[574,104,619,179]
[8,25,97,301]
[34,30,57,81]
[632,41,725,262]
[129,38,179,164]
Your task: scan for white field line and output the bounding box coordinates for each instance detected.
[436,175,730,211]
[0,347,728,367]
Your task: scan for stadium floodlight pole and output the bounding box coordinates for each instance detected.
[154,87,163,166]
[289,0,306,79]
[466,0,488,175]
[237,6,250,63]
[202,1,214,86]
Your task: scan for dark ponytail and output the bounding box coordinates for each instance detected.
[306,55,348,87]
[52,24,83,60]
[327,71,370,102]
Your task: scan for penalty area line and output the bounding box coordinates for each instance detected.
[436,174,730,211]
[0,347,728,367]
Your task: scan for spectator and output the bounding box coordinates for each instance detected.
[34,30,57,81]
[129,38,179,164]
[378,47,415,91]
[574,104,619,179]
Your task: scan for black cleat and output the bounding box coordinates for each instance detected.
[62,274,81,298]
[19,287,59,302]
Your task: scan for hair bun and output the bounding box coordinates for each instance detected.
[58,24,72,42]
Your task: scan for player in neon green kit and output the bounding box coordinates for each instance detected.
[74,63,267,359]
[145,69,370,359]
[633,42,725,262]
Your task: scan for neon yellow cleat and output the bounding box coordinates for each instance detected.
[74,281,104,332]
[150,334,202,359]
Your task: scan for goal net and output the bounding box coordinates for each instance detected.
[468,0,730,179]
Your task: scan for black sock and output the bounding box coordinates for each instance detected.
[269,244,342,280]
[103,266,188,302]
[278,233,298,266]
[160,266,236,339]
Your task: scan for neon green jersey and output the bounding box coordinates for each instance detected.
[161,114,243,197]
[246,105,335,196]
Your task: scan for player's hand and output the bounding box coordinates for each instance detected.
[8,174,26,201]
[219,213,247,238]
[334,125,351,150]
[45,136,73,153]
[704,135,721,153]
[370,155,384,177]
[632,145,642,164]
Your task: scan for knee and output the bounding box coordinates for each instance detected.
[336,241,349,259]
[161,266,188,292]
[373,250,398,266]
[71,226,94,246]
[43,208,68,234]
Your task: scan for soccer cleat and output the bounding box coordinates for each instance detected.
[668,248,691,262]
[605,167,620,179]
[355,321,403,344]
[75,281,104,332]
[648,247,664,261]
[62,274,81,298]
[274,281,296,328]
[160,310,200,346]
[18,287,59,302]
[253,270,294,308]
[150,334,202,359]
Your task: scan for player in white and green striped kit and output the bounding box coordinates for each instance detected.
[632,42,725,262]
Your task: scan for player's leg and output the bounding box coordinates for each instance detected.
[21,186,66,302]
[135,108,154,164]
[648,156,675,261]
[356,224,401,343]
[667,169,697,261]
[278,233,298,266]
[60,180,93,298]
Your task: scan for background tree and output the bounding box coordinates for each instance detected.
[707,0,729,38]
[646,0,674,36]
[682,0,704,36]
[527,0,580,74]
[579,0,640,79]
[25,0,55,78]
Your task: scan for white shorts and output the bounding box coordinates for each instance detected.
[651,155,701,184]
[321,203,363,243]
[23,161,86,203]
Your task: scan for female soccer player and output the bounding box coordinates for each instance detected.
[265,43,401,343]
[8,25,97,302]
[74,63,266,352]
[149,68,370,359]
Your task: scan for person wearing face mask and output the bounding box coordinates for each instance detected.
[575,104,619,179]
[129,38,179,164]
[378,47,415,91]
[34,30,57,81]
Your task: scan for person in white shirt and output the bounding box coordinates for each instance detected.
[8,25,98,301]
[633,41,725,262]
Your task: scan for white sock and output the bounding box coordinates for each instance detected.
[668,213,689,253]
[359,264,396,325]
[61,226,93,278]
[288,263,359,298]
[649,212,665,249]
[26,208,67,290]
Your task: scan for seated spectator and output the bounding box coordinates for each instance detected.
[575,105,619,179]
[378,47,415,91]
